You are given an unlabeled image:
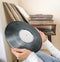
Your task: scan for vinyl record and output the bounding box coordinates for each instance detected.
[5,21,42,52]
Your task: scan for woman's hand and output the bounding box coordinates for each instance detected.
[11,48,32,61]
[35,28,47,43]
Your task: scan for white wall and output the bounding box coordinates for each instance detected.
[0,14,7,62]
[19,0,60,49]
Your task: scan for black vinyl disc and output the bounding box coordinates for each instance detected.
[5,21,42,52]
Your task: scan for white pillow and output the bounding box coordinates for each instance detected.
[16,5,30,21]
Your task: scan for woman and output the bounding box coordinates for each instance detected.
[11,29,60,62]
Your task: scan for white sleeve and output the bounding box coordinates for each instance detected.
[43,39,60,59]
[23,52,43,62]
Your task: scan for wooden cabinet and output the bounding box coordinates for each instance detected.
[32,24,56,35]
[31,23,56,42]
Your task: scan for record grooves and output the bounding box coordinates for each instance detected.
[5,21,42,52]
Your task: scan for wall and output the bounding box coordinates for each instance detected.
[0,0,18,62]
[19,0,60,50]
[0,13,7,62]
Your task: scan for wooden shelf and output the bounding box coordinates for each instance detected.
[31,22,56,42]
[32,24,56,35]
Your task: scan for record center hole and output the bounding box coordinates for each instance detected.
[19,29,34,43]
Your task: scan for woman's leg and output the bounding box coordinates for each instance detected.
[36,51,60,62]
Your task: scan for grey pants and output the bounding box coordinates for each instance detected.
[36,51,60,62]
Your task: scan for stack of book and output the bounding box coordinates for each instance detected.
[30,14,54,25]
[30,14,53,21]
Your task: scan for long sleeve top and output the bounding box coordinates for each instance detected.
[23,39,60,62]
[43,39,60,59]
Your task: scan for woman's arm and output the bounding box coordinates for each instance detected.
[43,39,60,59]
[23,52,43,62]
[36,28,60,59]
[11,48,43,62]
